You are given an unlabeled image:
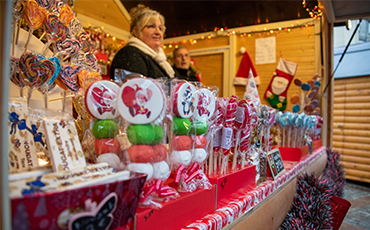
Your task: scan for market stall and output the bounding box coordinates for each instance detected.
[1,0,362,229]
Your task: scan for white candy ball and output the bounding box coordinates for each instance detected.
[193,148,208,163]
[171,150,192,167]
[97,153,121,170]
[128,163,154,181]
[152,161,170,180]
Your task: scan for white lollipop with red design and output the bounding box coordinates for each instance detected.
[193,88,216,121]
[171,82,198,118]
[117,78,165,124]
[85,80,120,119]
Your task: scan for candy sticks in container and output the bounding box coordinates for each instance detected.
[220,95,238,174]
[85,80,122,170]
[118,78,176,208]
[232,99,251,170]
[190,87,216,189]
[170,81,199,192]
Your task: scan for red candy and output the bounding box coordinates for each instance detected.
[95,138,120,155]
[152,144,167,162]
[221,96,238,156]
[172,135,191,151]
[193,135,207,148]
[234,100,251,130]
[128,145,154,163]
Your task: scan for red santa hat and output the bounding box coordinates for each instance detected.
[233,49,260,86]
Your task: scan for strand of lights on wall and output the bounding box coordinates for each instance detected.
[162,20,315,50]
[302,0,323,19]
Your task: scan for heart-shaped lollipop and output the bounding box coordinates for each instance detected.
[59,3,74,25]
[10,56,25,88]
[35,0,57,10]
[56,35,81,57]
[19,52,55,88]
[45,14,69,42]
[79,32,95,54]
[25,0,47,29]
[78,69,101,92]
[58,64,82,92]
[35,54,61,87]
[294,78,302,87]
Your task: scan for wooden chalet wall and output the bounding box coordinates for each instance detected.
[333,76,370,183]
[165,20,318,112]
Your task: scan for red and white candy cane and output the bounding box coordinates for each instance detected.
[231,100,252,169]
[221,95,238,156]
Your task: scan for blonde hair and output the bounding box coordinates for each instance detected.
[129,4,166,38]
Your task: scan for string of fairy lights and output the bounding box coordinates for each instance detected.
[161,20,316,50]
[87,1,322,53]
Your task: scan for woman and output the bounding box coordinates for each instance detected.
[110,5,174,80]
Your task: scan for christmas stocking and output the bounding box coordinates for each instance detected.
[264,58,298,111]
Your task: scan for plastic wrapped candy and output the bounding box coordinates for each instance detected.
[170,80,199,192]
[84,80,123,170]
[117,77,178,208]
[188,86,217,190]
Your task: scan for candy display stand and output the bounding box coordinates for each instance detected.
[208,164,256,209]
[134,179,216,230]
[11,173,146,230]
[279,139,322,162]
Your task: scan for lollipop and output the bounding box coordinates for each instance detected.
[234,100,252,168]
[18,52,55,105]
[42,13,69,55]
[35,55,61,108]
[220,95,238,174]
[35,0,57,11]
[10,56,26,96]
[57,64,82,92]
[212,99,225,172]
[56,34,81,58]
[79,31,95,54]
[24,0,47,53]
[12,0,25,55]
[59,3,74,25]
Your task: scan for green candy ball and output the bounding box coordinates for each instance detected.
[191,120,209,135]
[173,116,191,135]
[92,119,118,139]
[152,124,164,145]
[127,124,155,145]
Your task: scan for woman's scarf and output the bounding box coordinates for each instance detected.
[127,37,175,78]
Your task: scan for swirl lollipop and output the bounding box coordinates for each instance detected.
[36,55,61,108]
[35,0,57,10]
[79,31,95,54]
[56,64,82,111]
[24,0,47,53]
[59,3,74,25]
[211,99,225,172]
[42,13,69,55]
[10,56,26,97]
[56,34,81,60]
[19,52,55,105]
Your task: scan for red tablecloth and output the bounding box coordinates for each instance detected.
[183,146,327,230]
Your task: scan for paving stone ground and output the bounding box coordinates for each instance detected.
[339,180,370,230]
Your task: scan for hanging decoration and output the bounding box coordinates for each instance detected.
[302,0,323,19]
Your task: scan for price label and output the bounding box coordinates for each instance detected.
[266,148,285,180]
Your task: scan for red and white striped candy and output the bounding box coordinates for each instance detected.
[213,99,226,153]
[234,100,251,130]
[239,126,251,153]
[221,96,238,156]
